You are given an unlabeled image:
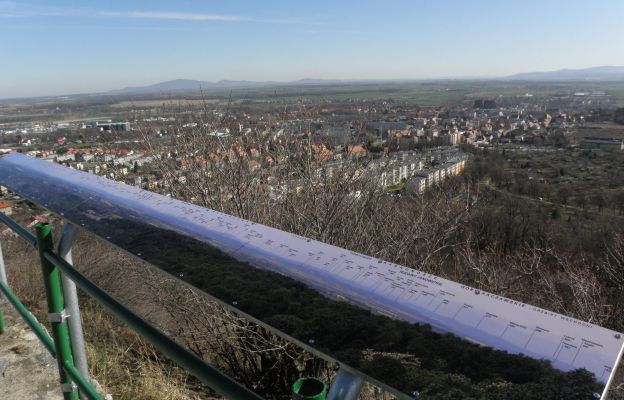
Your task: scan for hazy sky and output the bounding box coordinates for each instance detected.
[1,0,623,98]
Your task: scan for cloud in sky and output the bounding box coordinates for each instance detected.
[96,11,248,22]
[0,2,298,24]
[95,10,305,25]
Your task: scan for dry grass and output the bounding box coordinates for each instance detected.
[82,301,207,400]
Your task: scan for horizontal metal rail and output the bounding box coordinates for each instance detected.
[0,212,37,248]
[0,215,264,400]
[0,279,56,355]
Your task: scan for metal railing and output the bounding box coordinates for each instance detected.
[0,213,266,400]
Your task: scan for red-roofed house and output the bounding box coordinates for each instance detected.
[0,200,12,216]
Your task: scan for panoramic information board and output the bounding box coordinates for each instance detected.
[0,153,622,398]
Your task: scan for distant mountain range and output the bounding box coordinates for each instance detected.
[107,67,624,95]
[108,78,352,95]
[505,66,624,81]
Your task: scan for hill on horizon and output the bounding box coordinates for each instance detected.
[506,66,624,81]
[110,66,624,95]
[108,78,349,95]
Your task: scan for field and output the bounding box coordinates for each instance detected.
[576,122,624,139]
[4,81,624,125]
[110,99,220,108]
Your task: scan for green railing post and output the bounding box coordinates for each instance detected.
[35,222,79,400]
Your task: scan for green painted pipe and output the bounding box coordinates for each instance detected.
[0,306,4,334]
[292,377,327,400]
[35,222,79,400]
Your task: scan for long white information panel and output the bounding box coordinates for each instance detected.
[0,153,622,391]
